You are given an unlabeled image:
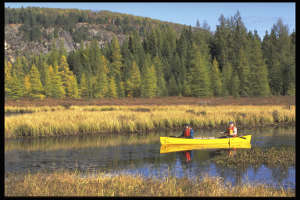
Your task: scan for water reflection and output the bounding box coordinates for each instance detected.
[4,126,295,189]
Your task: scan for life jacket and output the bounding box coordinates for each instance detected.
[228,126,237,136]
[184,127,191,138]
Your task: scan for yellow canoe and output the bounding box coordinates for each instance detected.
[160,143,251,154]
[160,135,251,145]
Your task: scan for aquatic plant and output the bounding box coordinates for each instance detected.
[213,146,295,170]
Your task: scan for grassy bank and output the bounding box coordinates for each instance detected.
[5,171,294,197]
[5,105,295,138]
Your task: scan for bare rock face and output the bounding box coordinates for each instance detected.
[5,23,127,63]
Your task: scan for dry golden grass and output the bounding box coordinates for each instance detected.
[5,171,294,197]
[5,105,295,138]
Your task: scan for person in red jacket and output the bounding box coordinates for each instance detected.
[179,124,194,138]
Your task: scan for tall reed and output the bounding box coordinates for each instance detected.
[5,105,295,138]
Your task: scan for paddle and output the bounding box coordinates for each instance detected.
[218,131,247,139]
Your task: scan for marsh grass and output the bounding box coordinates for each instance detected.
[5,171,294,196]
[5,106,65,114]
[5,105,295,138]
[213,146,295,169]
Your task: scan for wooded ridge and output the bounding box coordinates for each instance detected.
[5,7,295,99]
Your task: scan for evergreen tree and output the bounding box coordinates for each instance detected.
[89,39,102,75]
[79,73,89,98]
[182,70,192,97]
[88,76,97,98]
[119,81,125,98]
[153,56,167,96]
[9,73,25,99]
[237,48,251,96]
[171,53,184,95]
[28,64,44,98]
[49,65,65,98]
[190,44,211,97]
[210,58,223,96]
[95,55,109,98]
[48,41,60,67]
[24,75,31,97]
[262,19,293,95]
[274,19,291,95]
[248,31,270,96]
[107,76,118,98]
[287,32,295,96]
[125,61,141,97]
[110,36,123,97]
[5,61,13,97]
[44,64,51,97]
[12,57,26,81]
[143,27,159,57]
[231,11,249,68]
[231,70,240,97]
[128,31,145,68]
[58,55,79,97]
[268,59,283,95]
[213,14,231,70]
[39,60,48,86]
[141,64,157,98]
[221,62,233,96]
[168,74,178,96]
[67,75,79,98]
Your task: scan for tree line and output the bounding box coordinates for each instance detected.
[5,10,295,99]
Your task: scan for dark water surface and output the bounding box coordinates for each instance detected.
[5,126,295,189]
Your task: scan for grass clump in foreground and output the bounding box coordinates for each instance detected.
[5,105,295,138]
[213,146,295,169]
[5,171,294,197]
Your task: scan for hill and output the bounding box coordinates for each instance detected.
[5,7,201,61]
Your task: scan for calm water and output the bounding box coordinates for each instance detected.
[5,126,295,189]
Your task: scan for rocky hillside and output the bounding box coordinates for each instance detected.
[5,23,128,62]
[4,7,192,62]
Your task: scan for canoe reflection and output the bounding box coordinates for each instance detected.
[160,143,251,154]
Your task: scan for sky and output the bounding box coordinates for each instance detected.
[5,2,295,39]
